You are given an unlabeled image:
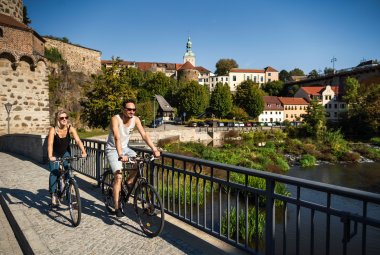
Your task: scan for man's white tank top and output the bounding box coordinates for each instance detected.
[106,115,135,150]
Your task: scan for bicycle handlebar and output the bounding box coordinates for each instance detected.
[118,154,157,163]
[53,155,87,162]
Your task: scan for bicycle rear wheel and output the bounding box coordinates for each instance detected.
[101,170,115,213]
[68,179,81,227]
[133,182,164,237]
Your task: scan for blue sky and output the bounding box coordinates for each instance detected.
[23,0,380,74]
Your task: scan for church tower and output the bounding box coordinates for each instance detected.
[183,36,196,67]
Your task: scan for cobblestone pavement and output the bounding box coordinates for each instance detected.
[0,152,246,255]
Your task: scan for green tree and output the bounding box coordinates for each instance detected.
[279,70,291,82]
[81,60,137,128]
[307,69,319,79]
[343,77,360,105]
[215,59,238,76]
[324,67,334,75]
[289,68,305,76]
[227,106,249,120]
[209,83,233,117]
[23,6,31,25]
[234,80,265,117]
[303,100,326,138]
[176,81,209,117]
[142,72,177,101]
[261,80,284,96]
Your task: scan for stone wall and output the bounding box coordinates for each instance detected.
[44,38,101,75]
[0,133,48,163]
[0,26,44,56]
[0,0,23,23]
[0,58,50,135]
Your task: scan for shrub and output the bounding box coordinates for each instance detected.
[370,137,380,146]
[299,154,316,167]
[341,151,361,162]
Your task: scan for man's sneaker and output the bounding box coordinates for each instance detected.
[115,208,124,218]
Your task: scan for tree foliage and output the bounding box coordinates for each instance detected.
[176,81,209,118]
[342,77,380,137]
[234,80,265,117]
[289,68,305,76]
[324,67,335,75]
[307,69,319,79]
[209,83,233,117]
[279,70,291,82]
[23,6,31,25]
[215,59,238,76]
[81,60,137,128]
[261,80,285,96]
[302,100,326,138]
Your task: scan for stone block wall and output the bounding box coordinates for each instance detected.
[0,58,50,135]
[44,38,101,75]
[0,0,23,23]
[0,26,44,56]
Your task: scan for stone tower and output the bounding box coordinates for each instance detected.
[0,0,23,23]
[0,0,50,135]
[183,36,196,67]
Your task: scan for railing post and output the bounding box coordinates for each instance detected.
[265,179,276,255]
[96,142,101,187]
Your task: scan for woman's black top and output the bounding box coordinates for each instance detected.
[53,126,71,157]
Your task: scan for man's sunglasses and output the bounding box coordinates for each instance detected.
[124,108,136,112]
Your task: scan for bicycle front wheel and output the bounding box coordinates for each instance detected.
[68,179,81,227]
[133,182,164,237]
[101,170,115,213]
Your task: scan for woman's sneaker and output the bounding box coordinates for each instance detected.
[51,194,59,207]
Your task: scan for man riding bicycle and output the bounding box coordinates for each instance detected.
[105,99,160,217]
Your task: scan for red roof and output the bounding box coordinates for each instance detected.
[230,68,265,73]
[278,97,309,105]
[178,61,195,70]
[301,85,340,96]
[195,66,210,73]
[264,66,278,72]
[263,96,283,110]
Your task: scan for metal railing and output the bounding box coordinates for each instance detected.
[71,139,380,255]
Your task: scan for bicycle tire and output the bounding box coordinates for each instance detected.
[101,170,115,213]
[133,182,165,237]
[68,179,81,227]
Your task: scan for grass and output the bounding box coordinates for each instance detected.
[78,128,108,139]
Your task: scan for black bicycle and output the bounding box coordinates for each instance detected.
[101,153,165,237]
[52,155,84,227]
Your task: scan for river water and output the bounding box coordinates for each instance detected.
[274,162,380,255]
[287,162,380,194]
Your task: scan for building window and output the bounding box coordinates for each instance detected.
[233,76,236,81]
[268,73,271,76]
[261,77,264,82]
[286,114,288,118]
[334,104,337,108]
[340,104,345,109]
[268,79,271,82]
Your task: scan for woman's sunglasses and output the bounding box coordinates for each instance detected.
[59,116,69,120]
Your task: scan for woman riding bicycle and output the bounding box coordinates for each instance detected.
[105,99,160,217]
[47,110,87,206]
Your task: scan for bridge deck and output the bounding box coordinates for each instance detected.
[0,152,246,255]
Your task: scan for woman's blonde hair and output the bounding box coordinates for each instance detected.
[54,110,70,129]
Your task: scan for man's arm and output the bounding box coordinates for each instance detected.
[110,116,125,160]
[135,117,160,157]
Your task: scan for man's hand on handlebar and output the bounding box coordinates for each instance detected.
[118,155,129,162]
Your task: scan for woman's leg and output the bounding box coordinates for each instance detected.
[49,161,60,194]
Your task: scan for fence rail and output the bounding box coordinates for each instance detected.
[71,138,380,255]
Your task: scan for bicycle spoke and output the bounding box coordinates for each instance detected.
[134,183,164,237]
[68,180,81,227]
